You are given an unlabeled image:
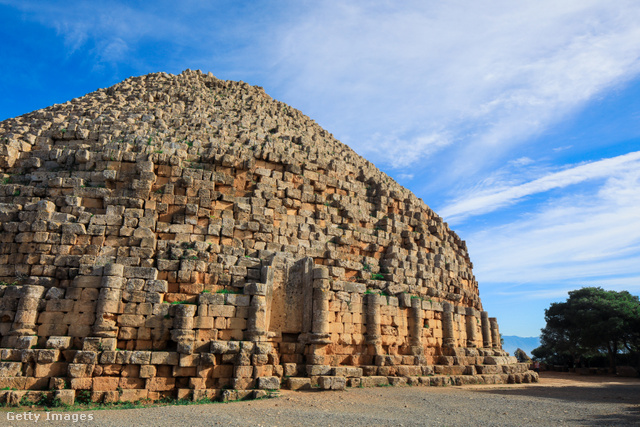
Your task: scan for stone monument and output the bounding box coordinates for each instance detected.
[0,70,537,404]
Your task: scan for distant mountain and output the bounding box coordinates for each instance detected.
[501,335,540,357]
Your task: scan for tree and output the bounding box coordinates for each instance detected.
[533,287,640,372]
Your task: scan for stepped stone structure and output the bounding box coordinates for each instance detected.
[0,70,537,404]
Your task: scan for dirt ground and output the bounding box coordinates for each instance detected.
[3,372,640,426]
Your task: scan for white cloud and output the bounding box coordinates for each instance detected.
[362,131,452,169]
[397,173,414,181]
[509,157,535,167]
[3,1,195,65]
[467,164,640,289]
[98,38,130,63]
[553,145,573,152]
[440,151,640,223]
[9,0,640,180]
[268,0,640,178]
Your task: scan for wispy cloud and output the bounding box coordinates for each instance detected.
[0,0,268,70]
[3,1,184,63]
[467,163,640,289]
[268,0,640,178]
[7,0,640,179]
[440,151,640,223]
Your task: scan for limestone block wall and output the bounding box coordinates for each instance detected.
[0,69,537,403]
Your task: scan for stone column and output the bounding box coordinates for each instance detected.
[92,264,124,338]
[490,317,500,349]
[465,307,478,347]
[246,292,269,342]
[311,289,330,336]
[306,269,331,366]
[481,311,492,348]
[10,285,45,336]
[441,302,455,348]
[365,293,382,352]
[409,297,423,347]
[245,265,274,342]
[171,304,196,353]
[306,267,332,344]
[300,259,315,334]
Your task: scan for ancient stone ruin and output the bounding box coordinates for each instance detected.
[0,69,537,405]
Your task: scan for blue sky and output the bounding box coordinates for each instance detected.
[2,0,640,337]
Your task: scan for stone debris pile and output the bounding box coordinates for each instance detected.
[0,69,536,405]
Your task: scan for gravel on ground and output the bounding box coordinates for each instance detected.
[3,372,639,426]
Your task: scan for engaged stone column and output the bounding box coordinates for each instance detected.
[409,297,423,347]
[171,303,197,353]
[490,317,500,349]
[10,285,45,336]
[92,264,124,338]
[465,307,478,347]
[481,311,492,348]
[311,288,330,337]
[441,302,455,348]
[307,269,331,361]
[365,293,382,347]
[300,259,315,335]
[245,285,269,342]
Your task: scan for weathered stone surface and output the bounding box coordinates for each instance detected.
[257,376,280,390]
[0,69,535,403]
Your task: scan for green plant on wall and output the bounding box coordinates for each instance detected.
[215,289,241,295]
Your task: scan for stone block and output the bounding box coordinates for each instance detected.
[210,341,228,354]
[120,389,148,402]
[73,351,98,364]
[103,263,124,277]
[0,362,22,377]
[35,349,60,364]
[226,294,250,306]
[257,376,280,390]
[55,390,75,406]
[244,282,267,296]
[211,364,234,378]
[146,377,176,391]
[307,365,332,376]
[209,305,235,317]
[130,351,152,365]
[35,362,67,378]
[70,378,92,390]
[49,377,68,390]
[360,376,389,387]
[199,293,225,304]
[68,364,95,378]
[82,337,103,352]
[476,364,502,374]
[145,280,168,292]
[118,314,145,327]
[124,267,158,280]
[286,377,311,390]
[102,276,126,289]
[139,365,157,378]
[92,377,120,391]
[74,275,102,288]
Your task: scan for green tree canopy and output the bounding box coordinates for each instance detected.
[532,287,640,371]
